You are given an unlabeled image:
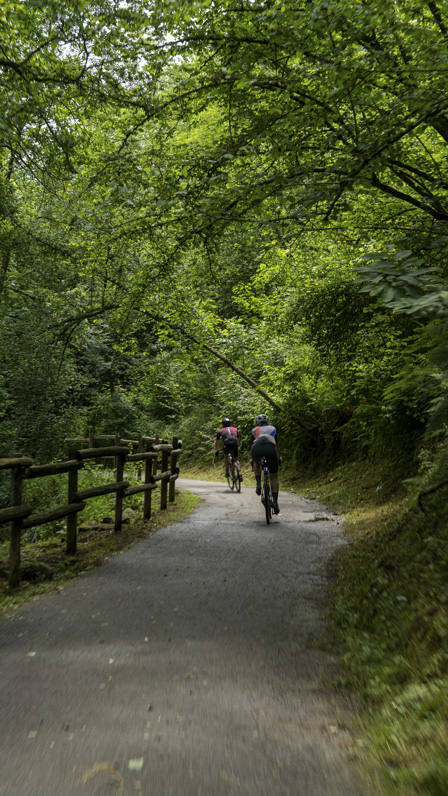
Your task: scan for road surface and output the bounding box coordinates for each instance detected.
[0,479,362,795]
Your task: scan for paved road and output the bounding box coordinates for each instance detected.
[0,480,362,795]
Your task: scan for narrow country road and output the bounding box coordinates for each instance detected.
[0,480,363,795]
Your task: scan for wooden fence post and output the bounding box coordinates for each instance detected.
[160,448,169,510]
[169,436,179,503]
[9,463,25,588]
[67,447,79,555]
[144,441,153,520]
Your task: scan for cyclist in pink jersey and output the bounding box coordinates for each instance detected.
[215,418,243,481]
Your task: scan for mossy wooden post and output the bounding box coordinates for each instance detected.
[144,440,153,520]
[169,437,178,503]
[9,464,25,588]
[160,448,169,510]
[114,449,126,533]
[67,447,79,554]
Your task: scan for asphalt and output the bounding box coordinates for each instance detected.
[0,479,363,795]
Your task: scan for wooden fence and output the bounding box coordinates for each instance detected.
[0,433,182,589]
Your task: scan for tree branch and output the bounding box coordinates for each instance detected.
[142,310,313,430]
[428,1,448,38]
[371,172,448,221]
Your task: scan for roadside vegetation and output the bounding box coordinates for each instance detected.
[295,455,448,796]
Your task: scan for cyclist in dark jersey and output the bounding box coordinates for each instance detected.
[250,413,281,514]
[215,418,243,481]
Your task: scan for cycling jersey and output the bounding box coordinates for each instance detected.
[250,424,278,445]
[217,426,239,454]
[250,424,279,473]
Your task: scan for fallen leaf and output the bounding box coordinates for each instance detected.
[128,758,144,771]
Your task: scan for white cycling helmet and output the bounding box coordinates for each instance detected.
[256,413,269,425]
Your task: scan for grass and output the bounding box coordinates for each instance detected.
[0,488,201,618]
[291,456,448,796]
[179,455,253,483]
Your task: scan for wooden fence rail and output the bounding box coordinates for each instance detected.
[0,433,182,588]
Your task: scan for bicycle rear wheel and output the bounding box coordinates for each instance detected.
[263,469,271,524]
[227,455,234,489]
[233,462,241,492]
[230,464,236,490]
[235,469,241,492]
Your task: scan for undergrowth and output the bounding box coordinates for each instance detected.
[297,453,448,795]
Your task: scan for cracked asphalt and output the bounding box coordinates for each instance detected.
[0,479,363,795]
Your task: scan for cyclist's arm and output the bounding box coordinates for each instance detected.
[215,433,221,452]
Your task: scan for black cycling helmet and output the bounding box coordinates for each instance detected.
[256,413,269,425]
[222,417,231,427]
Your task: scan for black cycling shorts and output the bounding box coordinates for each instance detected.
[251,438,279,473]
[223,439,239,458]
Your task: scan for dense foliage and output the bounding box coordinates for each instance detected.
[1,0,447,464]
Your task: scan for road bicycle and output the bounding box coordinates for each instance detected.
[260,456,274,524]
[226,448,242,492]
[217,450,241,492]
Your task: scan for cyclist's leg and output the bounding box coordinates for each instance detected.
[223,450,230,476]
[251,441,263,494]
[253,460,262,494]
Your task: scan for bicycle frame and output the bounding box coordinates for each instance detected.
[218,449,241,492]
